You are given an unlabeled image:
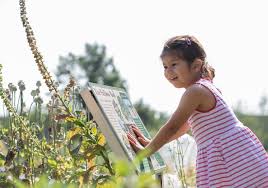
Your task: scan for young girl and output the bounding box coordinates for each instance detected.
[127,35,268,187]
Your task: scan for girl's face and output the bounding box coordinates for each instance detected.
[162,54,200,88]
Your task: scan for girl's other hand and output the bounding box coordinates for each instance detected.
[130,125,151,146]
[127,133,144,152]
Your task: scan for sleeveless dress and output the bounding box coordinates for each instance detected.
[187,78,268,188]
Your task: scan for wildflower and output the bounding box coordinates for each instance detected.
[0,66,16,114]
[8,83,12,90]
[34,96,43,104]
[31,89,37,97]
[8,83,17,92]
[36,80,41,87]
[64,76,76,99]
[19,0,74,116]
[18,80,26,91]
[19,0,59,95]
[36,88,40,95]
[5,89,11,100]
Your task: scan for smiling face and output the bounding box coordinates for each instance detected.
[162,53,202,88]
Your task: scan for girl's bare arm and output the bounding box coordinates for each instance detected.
[143,85,203,156]
[167,122,190,142]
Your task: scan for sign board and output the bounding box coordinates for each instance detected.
[80,82,166,174]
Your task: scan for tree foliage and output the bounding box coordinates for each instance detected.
[235,111,268,151]
[134,99,169,135]
[55,43,128,91]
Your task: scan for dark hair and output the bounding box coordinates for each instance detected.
[160,35,215,80]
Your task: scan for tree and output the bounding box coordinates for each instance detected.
[259,94,268,115]
[55,43,128,91]
[235,112,268,151]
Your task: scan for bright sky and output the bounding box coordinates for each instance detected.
[1,0,268,115]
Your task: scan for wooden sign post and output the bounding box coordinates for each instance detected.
[80,82,166,185]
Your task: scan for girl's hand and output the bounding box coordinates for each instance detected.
[127,133,144,152]
[130,125,151,146]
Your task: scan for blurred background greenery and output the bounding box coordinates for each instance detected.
[1,42,267,151]
[27,42,268,150]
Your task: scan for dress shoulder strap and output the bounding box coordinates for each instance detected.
[194,78,222,97]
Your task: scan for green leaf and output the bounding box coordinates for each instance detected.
[73,119,85,127]
[68,134,82,156]
[47,158,57,168]
[114,160,132,176]
[91,127,97,136]
[66,127,82,140]
[0,152,5,160]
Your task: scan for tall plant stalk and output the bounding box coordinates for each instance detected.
[18,0,116,185]
[19,0,73,116]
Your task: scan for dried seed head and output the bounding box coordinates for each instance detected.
[19,0,59,95]
[30,90,37,97]
[34,96,43,104]
[36,81,41,87]
[18,80,26,91]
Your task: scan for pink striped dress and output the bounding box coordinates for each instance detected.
[188,78,268,188]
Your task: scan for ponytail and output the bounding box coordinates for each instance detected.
[201,61,215,81]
